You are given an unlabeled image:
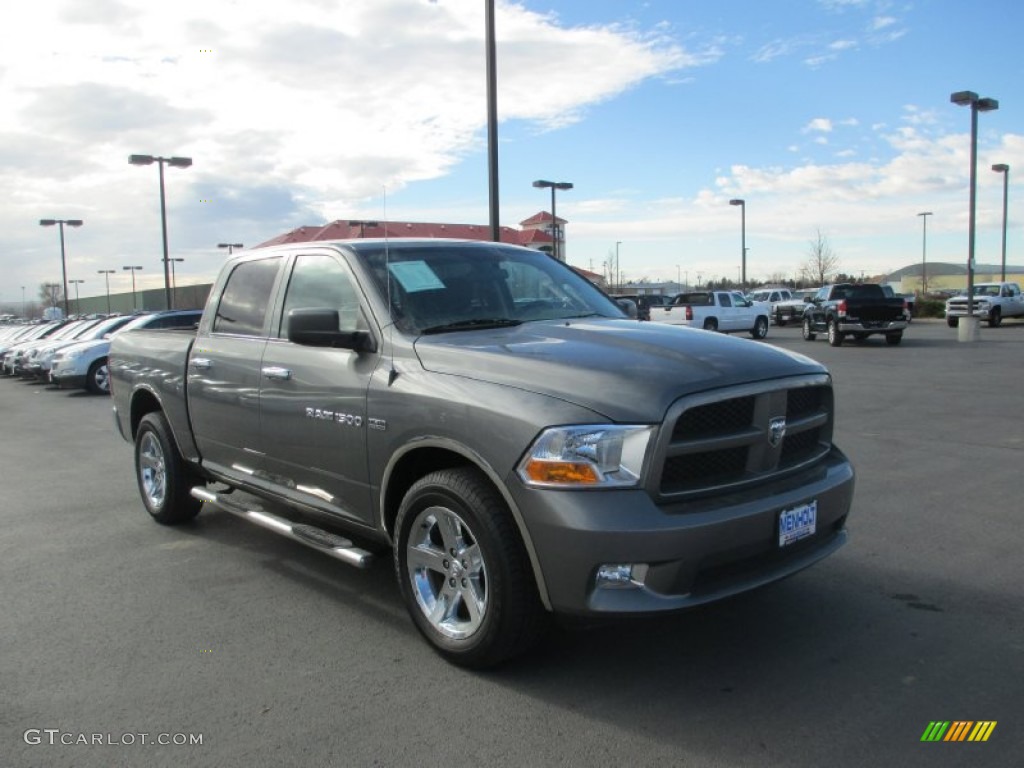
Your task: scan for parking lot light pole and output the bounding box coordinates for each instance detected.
[123,265,143,311]
[217,242,243,255]
[69,279,85,315]
[98,270,115,314]
[39,218,83,318]
[129,154,192,310]
[917,212,932,295]
[992,164,1010,281]
[164,257,184,296]
[950,91,998,336]
[729,199,746,290]
[533,180,573,261]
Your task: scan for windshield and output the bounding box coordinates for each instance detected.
[971,285,1001,297]
[353,241,624,334]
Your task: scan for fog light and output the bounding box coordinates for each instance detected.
[595,563,649,589]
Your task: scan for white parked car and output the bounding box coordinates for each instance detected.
[648,290,770,338]
[50,310,203,394]
[945,282,1023,328]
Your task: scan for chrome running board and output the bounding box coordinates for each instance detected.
[190,487,373,569]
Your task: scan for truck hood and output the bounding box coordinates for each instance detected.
[413,318,824,422]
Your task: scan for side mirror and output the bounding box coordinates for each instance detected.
[287,308,376,352]
[616,299,638,318]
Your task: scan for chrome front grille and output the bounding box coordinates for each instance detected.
[656,376,833,499]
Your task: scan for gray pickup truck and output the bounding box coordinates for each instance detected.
[110,239,855,667]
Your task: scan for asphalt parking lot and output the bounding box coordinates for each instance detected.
[2,318,1021,768]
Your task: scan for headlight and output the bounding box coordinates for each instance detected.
[517,425,655,489]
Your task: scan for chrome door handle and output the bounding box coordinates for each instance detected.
[190,357,212,370]
[262,366,292,381]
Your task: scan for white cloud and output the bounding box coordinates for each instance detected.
[0,0,701,293]
[804,118,834,133]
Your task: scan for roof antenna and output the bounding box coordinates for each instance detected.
[384,185,398,386]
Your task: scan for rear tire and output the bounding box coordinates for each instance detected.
[135,412,202,525]
[394,467,546,668]
[703,318,718,332]
[802,316,817,341]
[827,319,844,347]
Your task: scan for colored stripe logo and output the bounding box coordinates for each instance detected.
[921,721,997,742]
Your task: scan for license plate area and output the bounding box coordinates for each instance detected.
[778,500,817,547]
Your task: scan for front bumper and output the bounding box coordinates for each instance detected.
[946,305,992,319]
[510,446,855,616]
[49,359,89,387]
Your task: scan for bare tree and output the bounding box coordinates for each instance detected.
[800,229,841,286]
[39,282,63,308]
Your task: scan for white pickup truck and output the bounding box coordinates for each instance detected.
[945,282,1024,328]
[649,290,770,339]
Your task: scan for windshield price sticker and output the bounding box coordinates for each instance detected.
[778,500,817,547]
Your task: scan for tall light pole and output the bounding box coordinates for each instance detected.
[98,270,115,314]
[950,91,998,326]
[217,242,244,255]
[615,241,622,292]
[676,264,681,293]
[729,199,746,289]
[21,286,26,318]
[129,154,193,310]
[39,218,83,318]
[123,265,143,311]
[165,257,184,296]
[992,164,1010,281]
[917,212,933,295]
[533,180,573,261]
[485,0,500,242]
[69,279,85,315]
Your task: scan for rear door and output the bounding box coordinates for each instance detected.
[257,249,380,525]
[715,292,738,330]
[188,255,284,484]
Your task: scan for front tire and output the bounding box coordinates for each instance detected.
[947,317,958,328]
[134,412,202,525]
[988,308,1002,328]
[394,467,546,668]
[802,316,817,341]
[886,332,903,345]
[827,319,844,347]
[86,358,110,395]
[751,316,769,339]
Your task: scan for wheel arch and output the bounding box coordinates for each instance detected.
[379,439,553,611]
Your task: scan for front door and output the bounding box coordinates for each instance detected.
[258,251,380,525]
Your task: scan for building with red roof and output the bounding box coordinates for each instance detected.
[256,211,568,260]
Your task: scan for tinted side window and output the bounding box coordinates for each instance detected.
[213,259,281,336]
[719,293,732,307]
[279,254,362,338]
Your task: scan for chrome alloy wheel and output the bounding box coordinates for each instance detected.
[405,506,488,640]
[138,431,168,511]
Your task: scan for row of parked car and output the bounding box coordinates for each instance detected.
[0,309,203,394]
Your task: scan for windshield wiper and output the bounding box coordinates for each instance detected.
[420,318,523,334]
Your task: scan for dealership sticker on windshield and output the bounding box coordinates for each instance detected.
[778,500,817,547]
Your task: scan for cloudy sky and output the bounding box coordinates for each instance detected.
[2,0,1022,308]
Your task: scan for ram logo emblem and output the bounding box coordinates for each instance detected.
[768,417,786,448]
